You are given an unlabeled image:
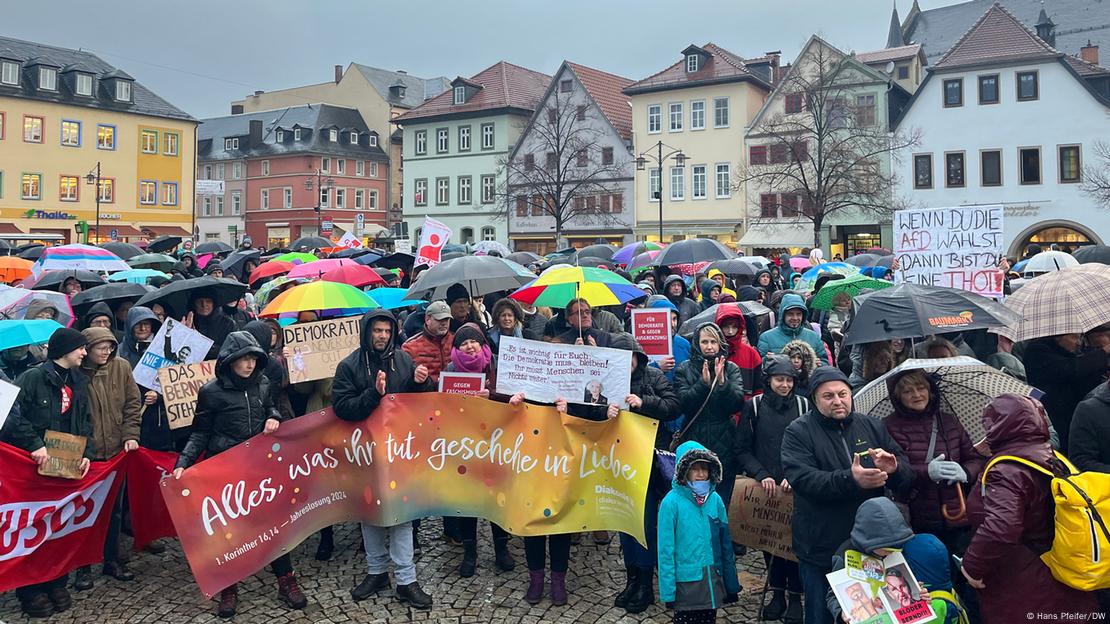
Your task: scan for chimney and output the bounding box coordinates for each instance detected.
[252,90,264,97]
[1082,40,1100,65]
[249,119,263,146]
[334,64,343,84]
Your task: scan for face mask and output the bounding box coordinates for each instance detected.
[689,480,712,496]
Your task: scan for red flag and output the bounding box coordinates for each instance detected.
[126,449,179,551]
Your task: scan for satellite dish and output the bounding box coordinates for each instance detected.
[884,61,896,75]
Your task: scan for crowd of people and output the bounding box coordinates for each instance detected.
[1,240,1107,624]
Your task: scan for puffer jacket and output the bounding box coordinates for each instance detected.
[401,329,453,384]
[79,327,142,459]
[1070,382,1110,473]
[6,361,94,458]
[673,322,746,472]
[175,332,284,469]
[243,319,295,420]
[883,370,984,532]
[962,394,1099,622]
[735,389,808,482]
[756,293,830,365]
[610,333,682,449]
[1022,338,1107,453]
[715,304,762,397]
[657,441,741,609]
[698,279,721,311]
[663,275,701,326]
[333,309,433,422]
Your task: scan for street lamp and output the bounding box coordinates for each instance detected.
[635,142,685,242]
[84,162,102,244]
[304,169,335,236]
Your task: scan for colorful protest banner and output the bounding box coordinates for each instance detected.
[631,308,672,360]
[438,372,486,395]
[161,395,656,597]
[132,318,213,390]
[157,361,217,430]
[893,205,1004,297]
[282,316,361,383]
[495,336,632,407]
[728,476,796,562]
[37,430,87,479]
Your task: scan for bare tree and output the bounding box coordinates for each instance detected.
[739,42,921,248]
[1082,140,1110,209]
[496,88,629,248]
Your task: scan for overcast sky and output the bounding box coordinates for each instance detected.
[6,0,964,119]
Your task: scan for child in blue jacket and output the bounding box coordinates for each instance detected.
[658,441,741,623]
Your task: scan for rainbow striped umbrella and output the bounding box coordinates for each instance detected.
[612,241,666,265]
[510,266,643,308]
[32,244,128,276]
[259,280,378,318]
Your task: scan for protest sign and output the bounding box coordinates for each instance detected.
[132,318,213,391]
[162,396,657,597]
[0,378,19,431]
[36,430,87,479]
[894,205,1004,297]
[495,336,632,407]
[631,308,672,360]
[438,372,486,395]
[157,361,217,430]
[728,476,796,562]
[283,316,361,383]
[828,550,938,624]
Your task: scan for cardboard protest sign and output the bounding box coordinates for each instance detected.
[132,318,213,391]
[495,336,632,407]
[439,372,486,395]
[631,308,672,360]
[728,476,796,562]
[894,205,1004,297]
[282,316,361,383]
[37,430,87,479]
[157,361,217,430]
[828,550,938,624]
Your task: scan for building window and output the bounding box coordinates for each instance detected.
[276,129,284,143]
[669,103,683,131]
[943,79,963,107]
[203,165,211,180]
[670,166,684,200]
[458,125,471,151]
[602,147,614,165]
[647,104,661,133]
[356,160,365,176]
[1017,71,1039,101]
[690,100,706,130]
[760,193,778,218]
[1019,147,1041,184]
[454,85,466,105]
[98,178,114,203]
[749,145,768,165]
[215,196,223,216]
[335,188,345,208]
[329,129,338,142]
[321,157,330,173]
[436,177,449,205]
[369,189,379,209]
[224,137,238,150]
[261,160,270,176]
[60,120,80,147]
[142,130,158,153]
[649,168,661,200]
[354,189,365,209]
[713,97,729,127]
[981,150,1002,186]
[261,189,269,210]
[350,132,358,145]
[436,128,448,153]
[978,74,999,104]
[202,197,211,216]
[293,128,302,141]
[38,67,57,91]
[139,180,157,205]
[545,152,557,172]
[232,162,243,179]
[576,105,586,121]
[96,124,115,150]
[369,133,378,147]
[231,191,241,215]
[785,93,804,114]
[913,154,933,189]
[459,176,472,204]
[115,80,131,102]
[0,112,4,140]
[523,153,535,171]
[164,132,179,156]
[945,152,965,188]
[854,94,876,126]
[75,73,93,96]
[370,162,378,177]
[481,174,495,204]
[414,179,427,206]
[715,164,731,198]
[460,227,474,244]
[515,196,528,217]
[898,65,910,80]
[215,163,225,180]
[576,149,588,167]
[337,159,345,175]
[59,175,78,201]
[691,165,707,198]
[320,186,331,208]
[23,116,43,143]
[283,187,292,208]
[0,61,17,85]
[559,79,573,93]
[686,54,699,72]
[481,123,494,149]
[482,226,495,241]
[1059,145,1082,183]
[21,173,41,199]
[162,182,178,206]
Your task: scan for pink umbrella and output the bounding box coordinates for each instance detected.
[788,256,811,272]
[285,258,360,280]
[319,263,387,288]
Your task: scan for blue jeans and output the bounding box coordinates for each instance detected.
[360,522,416,585]
[620,485,659,569]
[798,561,833,624]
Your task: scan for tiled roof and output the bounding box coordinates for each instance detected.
[855,44,923,65]
[351,64,450,109]
[1063,54,1110,77]
[565,62,633,139]
[198,104,387,161]
[0,35,193,121]
[394,61,550,123]
[624,43,771,95]
[933,4,1059,70]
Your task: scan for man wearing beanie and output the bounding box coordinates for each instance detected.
[2,327,93,618]
[780,366,912,624]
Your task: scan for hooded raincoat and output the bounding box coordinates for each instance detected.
[757,293,830,365]
[79,327,142,459]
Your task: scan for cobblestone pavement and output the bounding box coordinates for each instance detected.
[0,519,769,623]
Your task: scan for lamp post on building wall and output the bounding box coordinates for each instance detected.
[635,142,686,242]
[304,169,335,236]
[84,162,102,244]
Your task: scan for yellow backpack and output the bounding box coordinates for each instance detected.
[981,451,1110,591]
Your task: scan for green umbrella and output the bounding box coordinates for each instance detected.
[809,273,894,310]
[127,253,178,272]
[271,252,318,264]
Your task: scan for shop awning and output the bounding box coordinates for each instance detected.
[738,223,813,248]
[141,225,192,237]
[0,223,25,234]
[90,224,144,237]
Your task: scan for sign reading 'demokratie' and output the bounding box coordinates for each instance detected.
[894,205,1004,297]
[728,476,796,562]
[495,336,632,407]
[631,308,672,360]
[162,395,656,597]
[157,361,217,430]
[282,316,361,383]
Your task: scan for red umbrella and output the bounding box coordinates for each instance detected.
[319,263,387,288]
[249,261,293,285]
[286,258,359,280]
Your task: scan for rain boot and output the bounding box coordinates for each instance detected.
[525,570,545,605]
[493,536,515,572]
[614,566,637,608]
[550,570,568,606]
[459,539,478,577]
[277,573,307,609]
[762,588,787,620]
[624,567,654,614]
[784,591,804,624]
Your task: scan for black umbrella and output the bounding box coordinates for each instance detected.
[678,301,773,337]
[25,269,106,292]
[845,253,882,268]
[505,251,543,265]
[365,252,415,271]
[147,236,182,254]
[290,236,332,251]
[654,238,735,266]
[441,251,466,262]
[99,242,144,260]
[71,282,149,316]
[707,258,758,278]
[575,256,613,268]
[136,276,248,318]
[331,247,377,260]
[195,241,233,255]
[18,245,44,260]
[1073,244,1110,265]
[843,283,1020,346]
[219,249,262,280]
[576,244,615,260]
[404,256,534,301]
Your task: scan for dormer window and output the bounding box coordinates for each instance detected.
[74,73,93,96]
[38,67,57,91]
[276,129,284,142]
[329,129,338,142]
[293,128,302,141]
[1,61,17,85]
[369,134,378,147]
[115,80,131,102]
[349,131,358,145]
[224,138,239,150]
[454,85,466,104]
[686,54,699,72]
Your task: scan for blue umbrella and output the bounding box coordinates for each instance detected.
[108,269,170,284]
[0,319,64,350]
[368,287,426,310]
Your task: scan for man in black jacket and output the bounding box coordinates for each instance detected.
[780,366,912,624]
[332,309,434,610]
[1071,380,1110,473]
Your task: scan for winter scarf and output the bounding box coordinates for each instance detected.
[450,344,492,373]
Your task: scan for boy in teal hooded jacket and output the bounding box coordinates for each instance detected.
[658,441,741,622]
